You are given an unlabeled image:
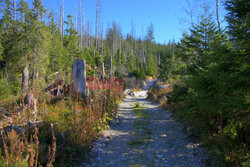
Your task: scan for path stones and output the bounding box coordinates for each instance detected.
[82,88,208,167]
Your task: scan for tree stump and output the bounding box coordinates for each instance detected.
[72,59,87,98]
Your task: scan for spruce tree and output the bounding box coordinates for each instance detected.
[226,0,250,53]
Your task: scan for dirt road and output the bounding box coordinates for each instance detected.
[83,87,207,167]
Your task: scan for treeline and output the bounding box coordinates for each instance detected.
[158,0,249,166]
[0,0,129,165]
[0,0,161,100]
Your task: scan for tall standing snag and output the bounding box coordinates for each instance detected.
[72,60,87,98]
[109,56,112,79]
[21,67,34,109]
[216,0,221,32]
[102,62,105,77]
[21,67,29,95]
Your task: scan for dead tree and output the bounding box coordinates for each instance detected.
[101,22,104,56]
[78,0,82,47]
[76,3,78,31]
[119,36,122,66]
[87,21,90,47]
[60,0,64,39]
[83,0,86,48]
[62,0,64,37]
[13,0,16,21]
[95,0,99,49]
[21,67,29,95]
[72,60,87,98]
[21,67,34,108]
[109,56,112,79]
[102,62,105,77]
[216,0,221,32]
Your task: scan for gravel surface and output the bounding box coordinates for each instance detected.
[82,81,207,167]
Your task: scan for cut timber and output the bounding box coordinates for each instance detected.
[72,59,87,98]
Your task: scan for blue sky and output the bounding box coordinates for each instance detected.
[39,0,227,44]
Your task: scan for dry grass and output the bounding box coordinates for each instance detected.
[0,124,56,167]
[0,73,124,166]
[147,87,172,108]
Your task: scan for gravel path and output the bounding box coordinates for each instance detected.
[83,85,207,167]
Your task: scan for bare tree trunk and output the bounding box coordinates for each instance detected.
[56,0,59,25]
[62,0,64,37]
[131,39,134,59]
[13,0,16,21]
[119,37,121,66]
[124,51,127,64]
[109,56,112,79]
[79,0,82,47]
[102,62,105,77]
[88,21,90,47]
[60,6,63,40]
[112,38,115,60]
[83,0,86,48]
[95,0,99,49]
[101,23,104,56]
[60,0,64,39]
[21,67,29,95]
[72,60,87,98]
[216,0,221,32]
[21,67,34,109]
[76,3,78,32]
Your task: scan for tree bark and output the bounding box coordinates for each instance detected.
[72,60,87,98]
[216,0,221,32]
[21,67,29,95]
[102,62,105,77]
[95,0,99,49]
[62,0,64,37]
[109,56,112,79]
[13,0,16,21]
[119,37,122,66]
[83,0,86,48]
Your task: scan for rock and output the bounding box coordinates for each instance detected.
[134,90,148,98]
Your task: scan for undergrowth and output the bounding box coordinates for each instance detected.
[148,81,249,167]
[0,76,124,166]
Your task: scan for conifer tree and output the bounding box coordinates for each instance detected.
[226,0,250,53]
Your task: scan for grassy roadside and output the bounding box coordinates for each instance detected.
[0,88,124,166]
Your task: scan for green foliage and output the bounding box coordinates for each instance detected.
[146,52,157,76]
[163,1,250,166]
[0,0,162,91]
[130,70,146,79]
[0,78,20,102]
[0,32,3,61]
[225,0,250,52]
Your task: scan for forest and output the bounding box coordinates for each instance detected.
[0,0,249,166]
